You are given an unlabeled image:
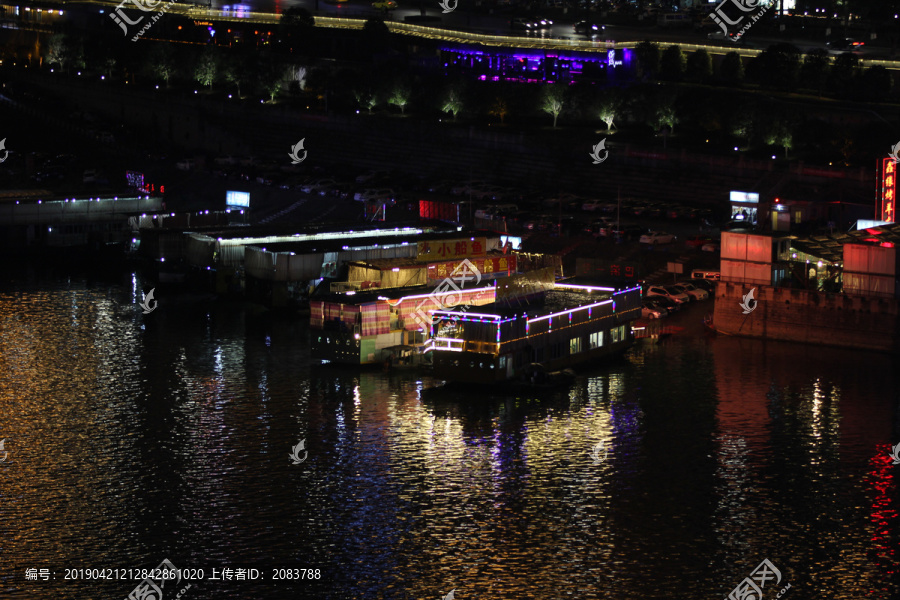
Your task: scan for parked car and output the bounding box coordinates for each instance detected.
[450,180,489,195]
[323,180,354,198]
[426,179,455,194]
[639,231,677,245]
[685,278,716,294]
[701,241,720,252]
[612,224,646,241]
[544,192,582,208]
[645,295,680,313]
[574,21,605,34]
[631,204,649,217]
[469,185,507,201]
[300,178,336,194]
[354,188,396,203]
[355,170,391,184]
[686,235,714,249]
[255,172,277,186]
[691,269,721,281]
[672,283,708,301]
[642,300,668,319]
[524,216,552,231]
[643,205,666,219]
[646,285,690,304]
[582,199,608,211]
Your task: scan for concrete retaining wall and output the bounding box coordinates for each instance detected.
[712,282,900,352]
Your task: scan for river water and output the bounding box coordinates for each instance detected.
[1,267,898,600]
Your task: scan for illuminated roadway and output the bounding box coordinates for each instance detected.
[37,0,900,69]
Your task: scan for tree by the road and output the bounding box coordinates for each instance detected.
[660,45,685,81]
[596,87,621,131]
[489,96,509,125]
[259,63,287,102]
[799,49,829,96]
[747,43,801,91]
[540,84,566,128]
[857,65,892,101]
[149,43,176,88]
[828,53,860,97]
[223,51,255,98]
[441,85,464,120]
[719,52,744,85]
[634,41,660,80]
[389,83,411,114]
[363,18,392,55]
[278,7,315,54]
[649,88,678,134]
[194,47,218,88]
[685,49,712,83]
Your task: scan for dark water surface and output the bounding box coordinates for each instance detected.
[1,268,898,599]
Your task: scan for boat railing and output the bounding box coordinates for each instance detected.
[432,337,465,352]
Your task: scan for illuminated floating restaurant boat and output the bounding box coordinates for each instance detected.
[429,282,642,384]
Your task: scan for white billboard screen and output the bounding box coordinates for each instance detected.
[226,191,250,208]
[730,191,759,203]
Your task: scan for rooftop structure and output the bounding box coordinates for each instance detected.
[431,282,642,383]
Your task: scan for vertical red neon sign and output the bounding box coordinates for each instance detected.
[882,158,895,223]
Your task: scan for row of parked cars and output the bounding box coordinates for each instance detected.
[641,279,715,319]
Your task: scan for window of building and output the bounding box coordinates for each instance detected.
[570,337,582,354]
[535,347,545,362]
[794,210,802,224]
[610,325,627,343]
[589,332,603,349]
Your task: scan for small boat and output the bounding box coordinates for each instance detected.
[514,363,576,389]
[422,364,576,398]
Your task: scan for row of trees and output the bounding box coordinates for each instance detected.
[34,23,892,165]
[634,41,895,101]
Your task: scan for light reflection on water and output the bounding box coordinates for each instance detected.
[0,274,898,599]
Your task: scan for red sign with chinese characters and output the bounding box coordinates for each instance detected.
[882,158,895,223]
[417,238,487,262]
[426,255,516,280]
